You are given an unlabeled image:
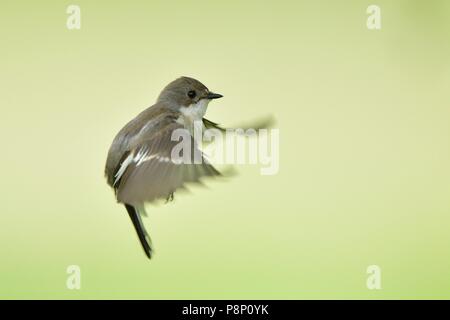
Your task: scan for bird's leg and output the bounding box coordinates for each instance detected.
[165,192,174,203]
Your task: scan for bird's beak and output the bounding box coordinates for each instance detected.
[206,92,223,100]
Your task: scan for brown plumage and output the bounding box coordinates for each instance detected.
[105,77,223,259]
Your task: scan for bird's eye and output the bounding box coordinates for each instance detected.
[187,90,196,99]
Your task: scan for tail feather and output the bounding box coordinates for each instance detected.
[125,204,152,259]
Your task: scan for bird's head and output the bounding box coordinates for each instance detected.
[157,77,223,113]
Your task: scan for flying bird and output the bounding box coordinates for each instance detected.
[105,77,224,259]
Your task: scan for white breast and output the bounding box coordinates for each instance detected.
[179,99,210,122]
[177,99,210,135]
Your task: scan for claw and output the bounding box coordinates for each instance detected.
[165,192,174,203]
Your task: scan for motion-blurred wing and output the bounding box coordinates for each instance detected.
[114,122,220,205]
[202,115,275,132]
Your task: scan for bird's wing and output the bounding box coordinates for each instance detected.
[202,115,275,132]
[202,118,226,131]
[114,121,220,206]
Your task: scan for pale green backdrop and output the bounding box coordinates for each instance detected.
[1,0,450,299]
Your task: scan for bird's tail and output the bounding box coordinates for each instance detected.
[125,204,152,259]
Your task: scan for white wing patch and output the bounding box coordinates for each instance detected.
[113,147,173,186]
[114,153,134,186]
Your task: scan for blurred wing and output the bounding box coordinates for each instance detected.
[114,122,220,205]
[202,118,226,132]
[203,115,275,132]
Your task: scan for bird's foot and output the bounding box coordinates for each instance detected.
[165,192,174,203]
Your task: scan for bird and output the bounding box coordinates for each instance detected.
[105,77,224,259]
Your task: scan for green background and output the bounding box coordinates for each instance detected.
[1,0,450,299]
